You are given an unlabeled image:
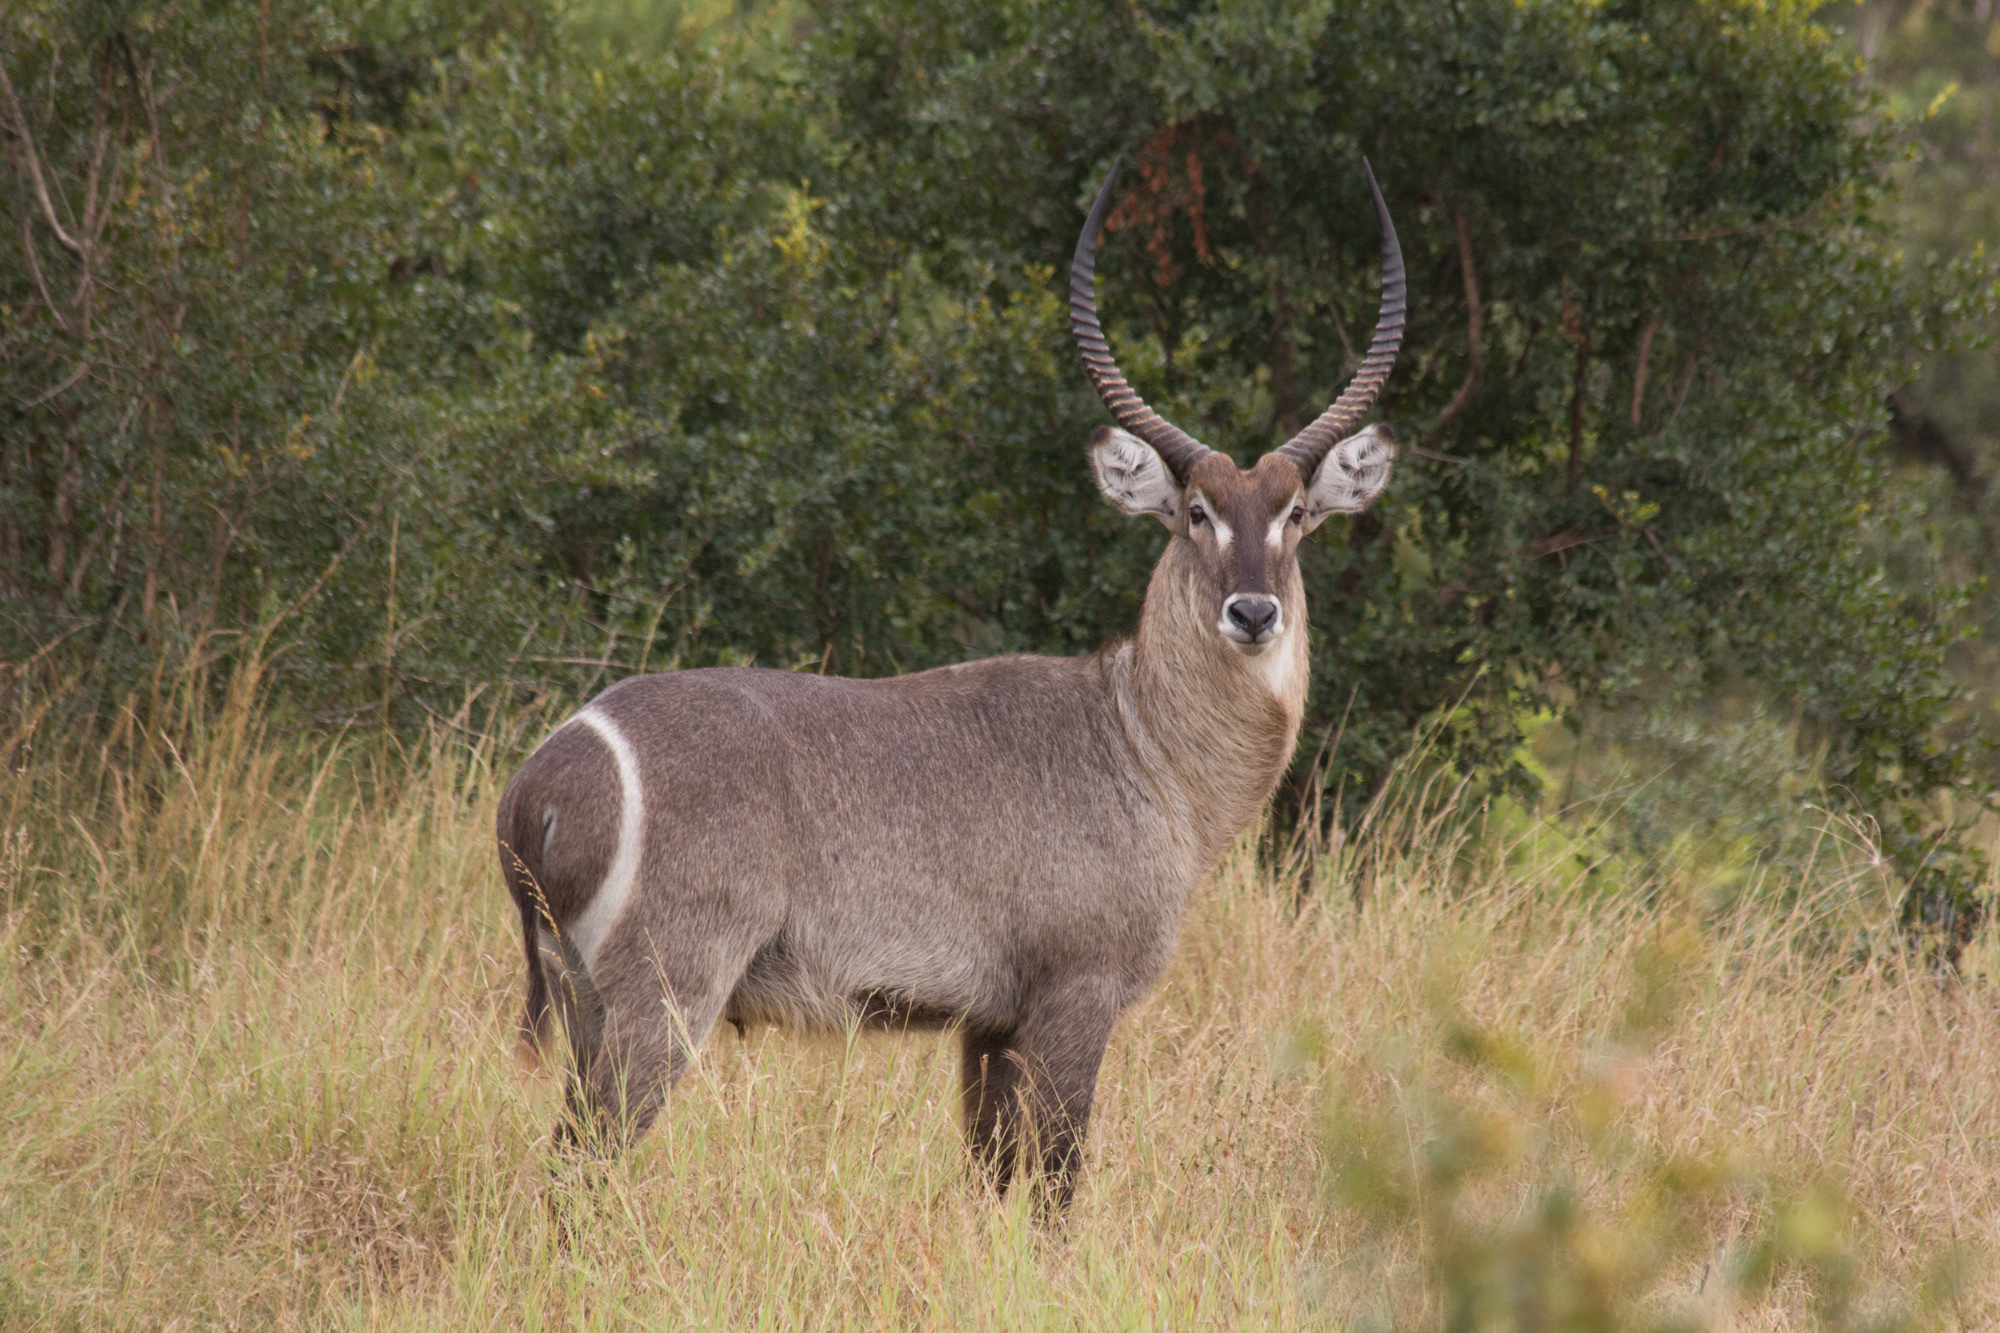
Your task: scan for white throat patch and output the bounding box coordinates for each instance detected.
[1250,636,1302,700]
[570,706,645,971]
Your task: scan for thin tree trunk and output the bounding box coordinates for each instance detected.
[1270,274,1300,437]
[0,429,15,596]
[143,405,162,622]
[1425,205,1484,449]
[203,503,235,619]
[50,433,76,584]
[1567,327,1590,491]
[1630,318,1660,426]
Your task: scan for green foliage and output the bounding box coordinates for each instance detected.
[1828,2,2000,950]
[1529,701,1832,900]
[0,0,580,717]
[1860,0,2000,488]
[1,0,1990,892]
[1318,920,1961,1331]
[805,0,1992,814]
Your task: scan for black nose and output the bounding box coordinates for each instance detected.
[1226,598,1278,639]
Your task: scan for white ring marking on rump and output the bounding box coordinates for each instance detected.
[571,706,645,972]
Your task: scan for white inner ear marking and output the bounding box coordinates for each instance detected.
[1090,427,1179,521]
[571,706,645,971]
[1193,490,1233,547]
[1305,424,1396,528]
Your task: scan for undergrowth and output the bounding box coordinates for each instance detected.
[2,652,1996,1329]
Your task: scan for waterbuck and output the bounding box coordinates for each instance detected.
[497,158,1405,1206]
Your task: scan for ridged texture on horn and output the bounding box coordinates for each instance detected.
[1070,158,1212,484]
[1274,159,1406,478]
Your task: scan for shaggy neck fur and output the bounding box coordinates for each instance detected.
[1110,534,1310,871]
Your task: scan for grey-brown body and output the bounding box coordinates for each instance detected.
[498,538,1306,1198]
[496,155,1406,1205]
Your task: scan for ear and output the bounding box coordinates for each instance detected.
[1089,425,1180,526]
[1302,424,1396,531]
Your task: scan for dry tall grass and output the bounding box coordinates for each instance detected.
[3,663,1996,1329]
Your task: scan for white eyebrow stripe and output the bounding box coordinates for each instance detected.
[1193,490,1233,547]
[1267,511,1290,548]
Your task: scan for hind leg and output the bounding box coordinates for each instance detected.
[961,1026,1024,1191]
[551,922,762,1152]
[535,926,606,1152]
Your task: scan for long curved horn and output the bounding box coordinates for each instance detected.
[1070,158,1213,484]
[1273,160,1406,478]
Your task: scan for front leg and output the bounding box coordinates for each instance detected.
[1007,976,1122,1211]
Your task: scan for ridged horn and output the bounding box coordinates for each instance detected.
[1070,157,1213,484]
[1272,159,1406,478]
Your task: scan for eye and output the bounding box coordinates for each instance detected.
[1189,505,1208,527]
[1290,506,1305,526]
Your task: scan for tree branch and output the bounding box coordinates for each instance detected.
[0,50,85,256]
[86,52,130,258]
[117,32,174,234]
[15,203,68,334]
[1424,204,1484,450]
[1889,392,1991,555]
[68,42,126,345]
[1566,319,1590,491]
[79,52,113,250]
[1630,317,1660,426]
[16,358,90,409]
[1242,172,1304,436]
[1527,528,1609,560]
[62,471,132,603]
[1665,346,1701,430]
[1269,272,1300,436]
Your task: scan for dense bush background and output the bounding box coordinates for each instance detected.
[4,0,1994,918]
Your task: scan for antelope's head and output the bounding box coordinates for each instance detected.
[1071,159,1403,660]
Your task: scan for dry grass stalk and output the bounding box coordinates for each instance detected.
[1,662,1995,1329]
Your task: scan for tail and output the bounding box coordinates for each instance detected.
[497,793,554,1055]
[516,892,553,1052]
